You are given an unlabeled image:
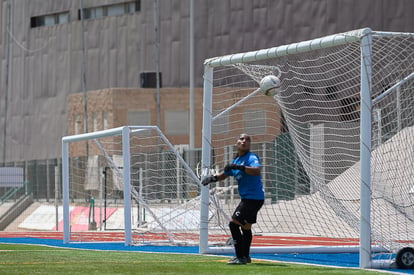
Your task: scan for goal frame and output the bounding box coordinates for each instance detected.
[62,126,133,245]
[62,125,201,246]
[200,28,414,268]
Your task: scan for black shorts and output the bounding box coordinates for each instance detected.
[232,199,264,225]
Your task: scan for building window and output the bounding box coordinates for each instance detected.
[74,115,80,135]
[44,15,55,26]
[79,1,140,20]
[83,7,104,20]
[165,110,188,135]
[243,110,266,134]
[57,13,69,24]
[92,112,98,132]
[107,5,125,16]
[127,110,150,126]
[212,110,229,134]
[30,11,70,28]
[103,112,108,130]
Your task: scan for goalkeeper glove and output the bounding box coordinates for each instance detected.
[224,164,245,172]
[201,175,218,186]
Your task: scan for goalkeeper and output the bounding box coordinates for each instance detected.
[202,133,264,265]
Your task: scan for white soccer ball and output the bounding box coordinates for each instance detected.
[260,75,281,96]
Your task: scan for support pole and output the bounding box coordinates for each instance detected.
[189,0,195,150]
[122,127,132,246]
[359,28,373,269]
[2,1,11,163]
[199,66,213,253]
[62,141,70,243]
[54,165,59,232]
[79,0,88,139]
[153,0,161,129]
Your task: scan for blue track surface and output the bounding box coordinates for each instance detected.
[1,237,413,274]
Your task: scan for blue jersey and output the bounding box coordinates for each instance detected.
[224,151,265,200]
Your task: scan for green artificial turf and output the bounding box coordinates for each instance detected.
[0,243,386,274]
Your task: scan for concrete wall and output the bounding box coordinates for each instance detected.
[1,0,414,163]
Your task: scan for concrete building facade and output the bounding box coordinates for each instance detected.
[1,0,414,164]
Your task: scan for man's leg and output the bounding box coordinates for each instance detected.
[241,225,252,260]
[229,221,244,259]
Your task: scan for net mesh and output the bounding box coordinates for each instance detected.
[66,127,211,245]
[203,31,414,252]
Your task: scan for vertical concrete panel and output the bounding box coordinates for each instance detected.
[88,48,100,89]
[290,0,325,41]
[140,0,156,73]
[126,15,140,88]
[1,0,414,162]
[99,23,110,89]
[116,25,128,86]
[109,48,118,86]
[384,0,405,31]
[56,25,70,94]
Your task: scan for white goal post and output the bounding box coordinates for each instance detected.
[200,28,414,268]
[62,126,211,246]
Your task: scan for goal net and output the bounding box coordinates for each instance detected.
[62,126,215,245]
[200,28,414,267]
